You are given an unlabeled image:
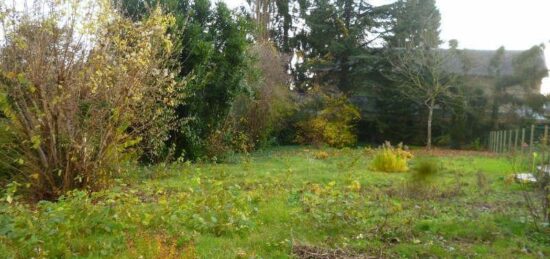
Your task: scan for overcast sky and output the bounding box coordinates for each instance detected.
[220,0,550,93]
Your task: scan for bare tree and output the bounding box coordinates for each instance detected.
[386,40,458,150]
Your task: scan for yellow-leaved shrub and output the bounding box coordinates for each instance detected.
[314,151,329,160]
[296,96,360,148]
[0,2,179,200]
[370,142,413,172]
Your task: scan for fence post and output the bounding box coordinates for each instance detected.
[504,130,508,153]
[489,131,493,152]
[496,131,499,152]
[495,131,499,153]
[508,130,512,152]
[521,128,526,153]
[499,130,503,153]
[503,130,506,153]
[530,124,535,154]
[508,129,513,152]
[493,130,498,152]
[496,131,499,153]
[498,131,501,153]
[493,131,498,152]
[487,131,493,152]
[514,129,519,152]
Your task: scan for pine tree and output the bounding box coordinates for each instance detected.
[293,0,379,94]
[386,0,441,48]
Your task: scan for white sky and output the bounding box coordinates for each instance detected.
[220,0,550,94]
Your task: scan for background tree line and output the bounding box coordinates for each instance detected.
[244,0,547,149]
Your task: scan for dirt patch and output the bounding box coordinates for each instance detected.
[411,148,495,157]
[292,245,376,259]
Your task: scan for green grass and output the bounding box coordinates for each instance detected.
[1,146,549,258]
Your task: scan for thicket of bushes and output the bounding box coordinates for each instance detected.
[205,42,295,159]
[0,1,360,199]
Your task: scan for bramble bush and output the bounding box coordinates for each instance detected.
[0,1,180,199]
[370,142,413,172]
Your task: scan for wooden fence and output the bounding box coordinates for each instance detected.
[488,124,549,153]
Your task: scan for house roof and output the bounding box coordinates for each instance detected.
[442,49,548,77]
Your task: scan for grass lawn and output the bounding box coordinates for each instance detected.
[1,146,549,258]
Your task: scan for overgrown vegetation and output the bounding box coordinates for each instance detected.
[205,42,295,159]
[1,147,548,257]
[0,0,548,257]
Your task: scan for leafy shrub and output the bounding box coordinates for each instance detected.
[0,119,18,183]
[410,158,440,182]
[233,43,295,147]
[0,2,179,199]
[205,125,251,161]
[296,94,360,148]
[370,142,413,172]
[467,138,483,150]
[204,42,295,160]
[314,151,329,160]
[161,2,252,161]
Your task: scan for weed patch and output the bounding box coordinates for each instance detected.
[1,147,549,257]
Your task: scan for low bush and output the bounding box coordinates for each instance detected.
[205,124,252,161]
[314,151,329,160]
[410,158,440,182]
[370,142,413,172]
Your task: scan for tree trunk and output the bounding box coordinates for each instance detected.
[426,99,435,150]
